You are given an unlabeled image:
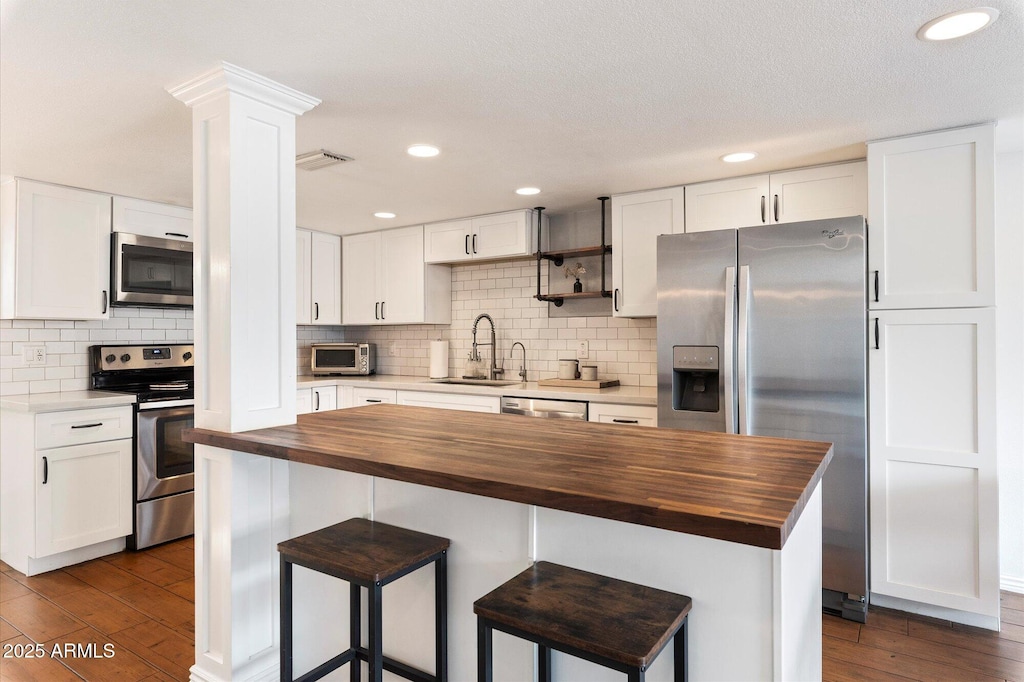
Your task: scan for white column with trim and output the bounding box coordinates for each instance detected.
[169,62,319,682]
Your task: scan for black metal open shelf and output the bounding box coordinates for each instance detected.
[534,198,613,307]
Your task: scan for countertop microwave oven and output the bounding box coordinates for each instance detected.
[311,343,376,375]
[112,232,193,307]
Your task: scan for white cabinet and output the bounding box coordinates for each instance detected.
[423,210,543,264]
[868,125,994,309]
[684,161,866,233]
[342,226,451,325]
[611,186,685,317]
[868,308,998,622]
[588,403,657,427]
[296,387,313,415]
[396,390,500,413]
[296,228,341,325]
[112,196,192,241]
[296,386,338,414]
[1,405,133,575]
[0,178,112,320]
[351,387,397,406]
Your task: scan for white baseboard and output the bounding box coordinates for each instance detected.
[1002,574,1024,594]
[870,592,1001,630]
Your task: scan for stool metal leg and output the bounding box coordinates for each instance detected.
[369,581,383,682]
[350,583,361,682]
[537,644,551,682]
[436,551,448,682]
[280,557,292,682]
[627,668,645,682]
[477,616,493,682]
[673,616,688,682]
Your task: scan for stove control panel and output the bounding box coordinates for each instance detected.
[90,344,195,371]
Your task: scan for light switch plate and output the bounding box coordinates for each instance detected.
[23,345,46,365]
[576,340,589,359]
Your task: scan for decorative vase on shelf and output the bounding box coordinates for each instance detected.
[573,278,583,293]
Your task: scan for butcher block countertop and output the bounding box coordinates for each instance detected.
[185,404,833,550]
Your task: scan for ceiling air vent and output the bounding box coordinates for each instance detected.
[296,150,353,170]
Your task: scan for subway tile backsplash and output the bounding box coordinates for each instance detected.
[2,258,656,395]
[0,308,193,396]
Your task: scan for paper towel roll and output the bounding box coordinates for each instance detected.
[429,340,449,378]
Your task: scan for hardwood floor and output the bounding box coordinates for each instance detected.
[2,540,1022,680]
[0,538,194,681]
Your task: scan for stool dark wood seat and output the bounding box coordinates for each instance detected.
[474,561,691,682]
[279,518,450,682]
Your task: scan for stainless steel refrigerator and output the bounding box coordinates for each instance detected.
[656,216,868,621]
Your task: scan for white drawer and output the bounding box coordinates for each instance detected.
[36,406,133,449]
[588,403,657,427]
[351,387,397,406]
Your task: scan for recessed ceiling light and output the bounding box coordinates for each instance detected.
[374,212,396,219]
[407,144,440,158]
[515,187,541,195]
[917,7,999,41]
[721,152,758,163]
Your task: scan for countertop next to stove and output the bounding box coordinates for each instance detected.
[0,390,137,413]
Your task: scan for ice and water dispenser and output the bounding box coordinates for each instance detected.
[671,346,720,412]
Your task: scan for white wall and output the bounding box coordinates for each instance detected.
[338,258,658,385]
[996,150,1024,593]
[0,307,193,395]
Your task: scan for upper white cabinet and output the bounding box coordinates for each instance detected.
[868,307,998,622]
[684,161,866,233]
[0,178,112,320]
[112,196,192,241]
[868,124,994,310]
[343,225,451,325]
[611,186,684,317]
[296,228,341,325]
[423,209,544,264]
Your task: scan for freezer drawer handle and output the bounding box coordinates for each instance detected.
[873,271,879,303]
[760,195,766,223]
[874,318,880,350]
[71,422,103,429]
[611,418,639,424]
[42,456,48,485]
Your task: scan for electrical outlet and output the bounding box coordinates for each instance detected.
[23,345,46,365]
[576,340,589,359]
[389,341,398,357]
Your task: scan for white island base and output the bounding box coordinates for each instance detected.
[284,463,823,682]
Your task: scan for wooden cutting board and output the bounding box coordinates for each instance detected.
[536,378,620,389]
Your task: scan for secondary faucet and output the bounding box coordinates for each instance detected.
[511,342,527,382]
[472,313,503,380]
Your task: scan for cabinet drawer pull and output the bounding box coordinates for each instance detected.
[102,290,108,314]
[70,422,103,429]
[42,456,48,485]
[773,194,779,222]
[873,270,880,303]
[380,301,385,320]
[314,302,319,320]
[873,318,880,350]
[165,232,189,238]
[314,391,320,411]
[472,234,477,254]
[465,234,470,255]
[365,399,383,403]
[613,288,619,312]
[375,302,380,320]
[612,418,639,424]
[760,195,766,223]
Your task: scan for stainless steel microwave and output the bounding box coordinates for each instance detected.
[311,343,376,375]
[112,233,193,307]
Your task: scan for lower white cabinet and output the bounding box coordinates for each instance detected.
[396,390,500,413]
[0,405,133,574]
[351,387,398,406]
[868,307,998,623]
[296,386,338,415]
[588,403,657,427]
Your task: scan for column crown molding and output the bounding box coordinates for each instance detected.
[168,61,320,115]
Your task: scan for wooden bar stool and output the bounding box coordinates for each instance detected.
[474,561,692,682]
[278,518,450,682]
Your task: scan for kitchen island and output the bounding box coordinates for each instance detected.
[187,404,832,680]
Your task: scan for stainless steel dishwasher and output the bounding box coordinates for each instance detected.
[500,396,588,420]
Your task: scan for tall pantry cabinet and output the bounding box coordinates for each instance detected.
[867,124,999,627]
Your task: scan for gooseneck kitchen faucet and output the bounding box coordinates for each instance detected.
[471,313,503,380]
[511,341,527,382]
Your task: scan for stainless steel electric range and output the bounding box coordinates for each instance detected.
[90,343,194,549]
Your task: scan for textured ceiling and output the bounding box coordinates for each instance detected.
[1,0,1021,234]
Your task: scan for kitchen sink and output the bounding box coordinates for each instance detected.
[427,378,524,387]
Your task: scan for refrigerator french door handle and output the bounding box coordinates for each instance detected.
[724,266,737,434]
[737,265,751,435]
